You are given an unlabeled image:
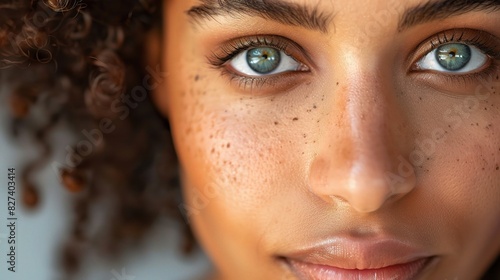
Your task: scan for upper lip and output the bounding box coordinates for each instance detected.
[280,235,434,270]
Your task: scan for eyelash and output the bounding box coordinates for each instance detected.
[209,29,500,91]
[208,35,310,90]
[209,36,299,67]
[412,29,500,84]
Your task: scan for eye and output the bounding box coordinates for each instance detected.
[228,47,305,77]
[416,43,488,73]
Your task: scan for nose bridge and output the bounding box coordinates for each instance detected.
[308,68,415,213]
[345,73,391,165]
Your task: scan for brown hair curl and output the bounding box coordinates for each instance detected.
[0,0,194,278]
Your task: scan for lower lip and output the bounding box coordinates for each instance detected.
[286,257,433,280]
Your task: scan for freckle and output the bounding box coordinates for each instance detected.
[313,104,317,109]
[303,134,307,138]
[457,159,459,162]
[293,117,299,121]
[419,97,422,101]
[496,164,499,170]
[336,82,339,86]
[227,143,231,148]
[211,148,215,154]
[194,75,200,81]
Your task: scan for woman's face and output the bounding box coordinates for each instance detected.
[155,0,500,279]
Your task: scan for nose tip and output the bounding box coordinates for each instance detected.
[342,176,393,213]
[308,155,416,213]
[343,162,416,212]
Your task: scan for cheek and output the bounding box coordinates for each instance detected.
[423,136,500,274]
[167,68,319,216]
[167,81,310,273]
[172,94,290,216]
[429,140,500,231]
[413,93,500,253]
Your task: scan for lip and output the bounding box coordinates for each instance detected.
[286,257,433,280]
[279,236,436,280]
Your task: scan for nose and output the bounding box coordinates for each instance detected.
[308,73,416,213]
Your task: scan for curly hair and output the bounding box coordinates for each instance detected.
[0,0,194,278]
[0,1,498,279]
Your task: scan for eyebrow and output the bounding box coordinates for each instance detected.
[187,0,334,33]
[399,0,500,31]
[187,0,500,34]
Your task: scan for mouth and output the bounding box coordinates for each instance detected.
[283,257,435,280]
[278,236,437,280]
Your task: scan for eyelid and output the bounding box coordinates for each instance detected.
[208,35,315,71]
[408,28,500,73]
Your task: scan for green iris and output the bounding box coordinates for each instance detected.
[435,43,471,71]
[247,47,281,74]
